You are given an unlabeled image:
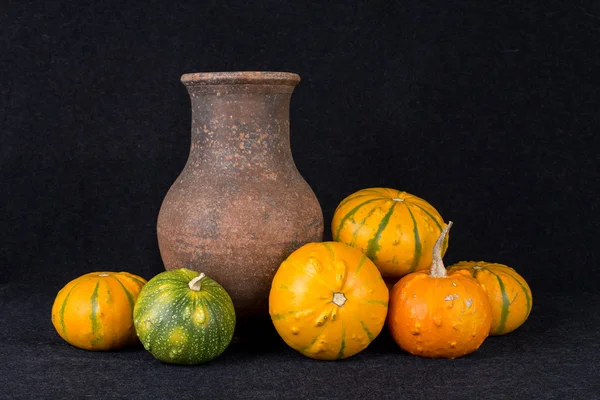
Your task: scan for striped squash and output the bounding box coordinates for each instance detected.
[448,261,533,335]
[133,268,235,365]
[269,241,389,360]
[332,188,448,278]
[51,271,147,351]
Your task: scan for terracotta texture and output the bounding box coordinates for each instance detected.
[157,71,324,320]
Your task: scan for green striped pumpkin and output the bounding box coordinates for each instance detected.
[448,261,533,335]
[133,268,236,364]
[332,188,448,278]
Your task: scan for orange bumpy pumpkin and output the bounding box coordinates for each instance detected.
[331,188,448,278]
[51,271,147,350]
[269,242,389,360]
[388,222,492,358]
[448,261,532,335]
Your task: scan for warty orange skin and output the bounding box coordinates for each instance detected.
[388,270,492,358]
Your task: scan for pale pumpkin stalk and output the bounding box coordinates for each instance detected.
[429,221,453,278]
[188,273,206,291]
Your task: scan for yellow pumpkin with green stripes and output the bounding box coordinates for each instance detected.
[51,271,147,350]
[448,261,533,335]
[269,241,389,360]
[332,188,448,278]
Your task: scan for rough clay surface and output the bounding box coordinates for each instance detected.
[157,72,324,321]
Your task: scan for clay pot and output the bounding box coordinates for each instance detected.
[157,72,324,321]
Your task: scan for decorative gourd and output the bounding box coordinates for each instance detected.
[332,188,448,278]
[269,241,389,360]
[388,222,492,358]
[51,271,147,351]
[133,268,235,365]
[448,261,532,335]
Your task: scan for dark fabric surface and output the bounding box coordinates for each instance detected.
[2,0,599,398]
[1,284,599,399]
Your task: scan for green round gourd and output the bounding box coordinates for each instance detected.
[133,268,235,365]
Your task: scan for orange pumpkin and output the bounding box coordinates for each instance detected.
[332,188,448,278]
[448,261,532,335]
[269,241,389,360]
[388,222,492,358]
[51,271,147,351]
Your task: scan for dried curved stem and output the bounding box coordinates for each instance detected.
[188,273,206,291]
[430,221,453,278]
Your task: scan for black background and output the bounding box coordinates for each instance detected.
[1,1,599,398]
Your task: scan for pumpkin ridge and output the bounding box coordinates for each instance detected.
[161,291,193,363]
[365,202,396,261]
[410,202,447,251]
[497,268,532,318]
[349,202,383,247]
[363,299,388,307]
[136,285,177,311]
[199,283,226,304]
[404,203,422,273]
[485,268,510,334]
[322,242,336,262]
[300,321,330,353]
[360,188,389,196]
[287,258,335,292]
[354,253,367,276]
[359,320,374,342]
[112,276,135,312]
[137,288,176,346]
[337,324,346,359]
[57,277,89,340]
[151,276,189,286]
[121,273,146,287]
[193,294,217,346]
[335,194,386,211]
[271,310,296,320]
[89,280,103,347]
[194,284,235,354]
[334,198,384,241]
[162,290,191,337]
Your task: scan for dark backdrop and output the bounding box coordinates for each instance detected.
[1,1,599,398]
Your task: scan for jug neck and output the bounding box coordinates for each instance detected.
[181,72,300,170]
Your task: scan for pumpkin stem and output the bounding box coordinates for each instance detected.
[332,292,347,307]
[188,273,206,291]
[430,221,453,278]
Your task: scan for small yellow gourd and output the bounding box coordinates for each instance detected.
[51,271,146,350]
[448,261,533,335]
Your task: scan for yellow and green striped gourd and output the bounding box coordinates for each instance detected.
[332,188,448,278]
[448,261,533,335]
[51,271,147,350]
